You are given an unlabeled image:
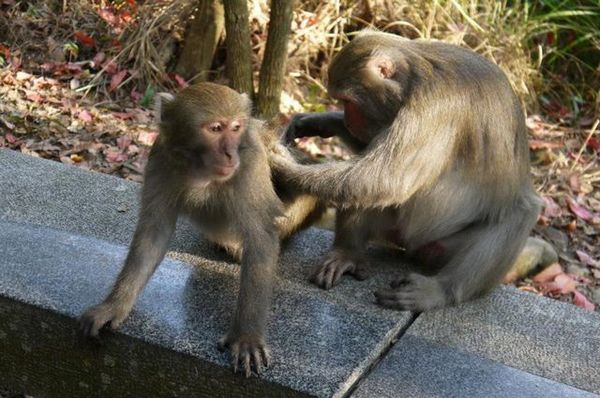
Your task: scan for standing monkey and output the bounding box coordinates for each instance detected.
[273,31,542,311]
[80,82,323,377]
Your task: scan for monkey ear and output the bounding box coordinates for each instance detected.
[154,92,175,123]
[368,55,395,79]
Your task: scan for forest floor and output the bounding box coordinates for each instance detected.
[0,65,599,312]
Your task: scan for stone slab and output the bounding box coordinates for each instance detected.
[352,334,598,398]
[0,149,414,397]
[385,286,600,395]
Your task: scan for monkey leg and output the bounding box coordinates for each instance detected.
[376,201,539,311]
[310,208,372,289]
[277,194,326,239]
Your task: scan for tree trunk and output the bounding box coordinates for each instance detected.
[175,0,224,83]
[256,0,295,119]
[223,0,254,96]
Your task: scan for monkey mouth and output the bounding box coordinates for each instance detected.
[213,165,238,177]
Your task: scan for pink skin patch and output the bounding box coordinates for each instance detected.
[414,241,446,266]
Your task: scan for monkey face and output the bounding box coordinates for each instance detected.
[198,117,246,180]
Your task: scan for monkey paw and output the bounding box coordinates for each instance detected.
[218,334,272,378]
[374,273,446,312]
[79,302,131,338]
[310,250,369,290]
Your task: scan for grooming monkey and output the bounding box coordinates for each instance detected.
[80,82,323,377]
[273,31,545,311]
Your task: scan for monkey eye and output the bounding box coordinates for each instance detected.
[231,121,241,132]
[208,122,222,133]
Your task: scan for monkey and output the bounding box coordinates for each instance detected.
[79,82,324,377]
[270,31,543,312]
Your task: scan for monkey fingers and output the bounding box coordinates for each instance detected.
[79,302,130,338]
[218,335,271,377]
[310,250,368,290]
[374,273,446,312]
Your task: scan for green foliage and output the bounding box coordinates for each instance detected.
[140,85,156,109]
[525,0,599,83]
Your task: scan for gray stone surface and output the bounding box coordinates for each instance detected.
[0,149,413,397]
[3,148,600,397]
[353,334,597,398]
[393,286,600,394]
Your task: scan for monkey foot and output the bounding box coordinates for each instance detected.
[218,334,272,378]
[374,273,447,312]
[310,250,369,290]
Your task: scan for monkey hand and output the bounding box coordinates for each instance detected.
[374,273,447,312]
[268,144,298,172]
[218,333,272,377]
[79,300,133,338]
[310,249,369,290]
[283,113,336,144]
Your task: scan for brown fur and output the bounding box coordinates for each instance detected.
[274,31,542,311]
[80,82,323,377]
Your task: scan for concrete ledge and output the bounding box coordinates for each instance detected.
[353,286,600,397]
[353,334,597,398]
[2,149,599,397]
[0,149,412,397]
[405,287,600,393]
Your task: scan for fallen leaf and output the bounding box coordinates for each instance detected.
[102,60,118,75]
[542,196,561,218]
[173,74,188,88]
[130,88,142,103]
[532,262,563,283]
[26,91,45,103]
[113,112,135,120]
[105,150,128,163]
[137,131,158,146]
[116,135,131,150]
[15,71,32,81]
[529,139,561,150]
[78,110,93,123]
[5,133,17,144]
[567,197,595,221]
[70,78,80,90]
[572,290,595,311]
[576,250,599,268]
[74,31,96,47]
[569,175,580,193]
[540,273,576,294]
[92,52,106,68]
[110,69,128,92]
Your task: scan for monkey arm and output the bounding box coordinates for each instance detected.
[80,189,178,337]
[106,199,178,307]
[231,221,279,338]
[285,112,365,152]
[273,109,457,208]
[220,214,279,376]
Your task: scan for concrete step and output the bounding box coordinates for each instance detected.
[0,149,411,397]
[353,286,600,397]
[1,149,599,397]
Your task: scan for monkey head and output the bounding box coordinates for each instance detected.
[155,82,251,181]
[327,32,411,143]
